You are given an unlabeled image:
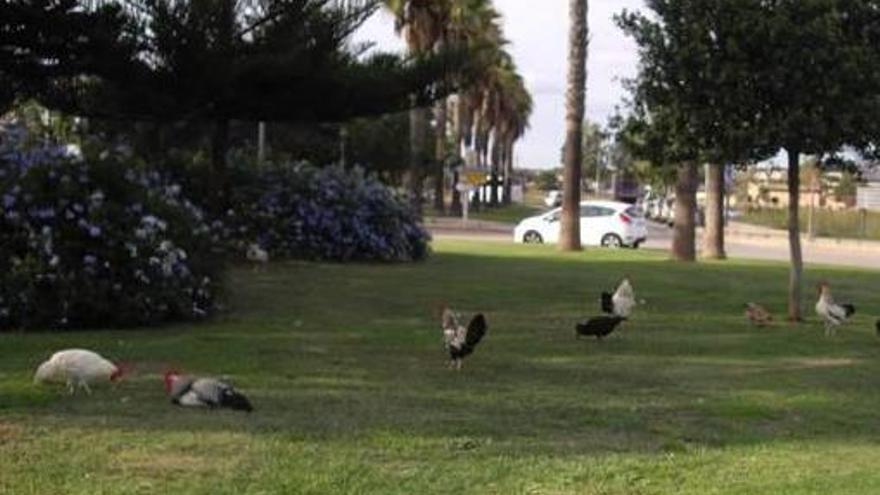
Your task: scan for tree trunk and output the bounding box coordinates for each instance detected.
[786,148,803,321]
[672,162,698,262]
[503,141,514,205]
[489,138,500,206]
[451,170,462,215]
[703,163,726,259]
[560,0,588,252]
[211,118,230,206]
[433,98,447,213]
[450,94,465,215]
[406,105,427,216]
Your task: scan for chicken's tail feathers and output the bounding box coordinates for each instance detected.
[220,388,254,412]
[465,313,487,348]
[600,292,614,314]
[843,304,856,317]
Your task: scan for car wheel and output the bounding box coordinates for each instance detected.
[631,241,641,249]
[523,231,544,244]
[601,233,623,248]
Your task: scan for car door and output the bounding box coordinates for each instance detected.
[542,209,561,243]
[579,205,601,245]
[592,206,618,245]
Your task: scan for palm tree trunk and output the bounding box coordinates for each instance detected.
[672,162,698,262]
[433,98,448,213]
[489,137,500,206]
[407,104,427,216]
[503,141,514,205]
[560,0,588,251]
[703,163,726,259]
[451,95,465,215]
[786,148,803,321]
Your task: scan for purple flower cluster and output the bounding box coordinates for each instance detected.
[232,163,430,262]
[0,125,224,330]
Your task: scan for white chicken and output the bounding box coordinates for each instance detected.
[246,242,269,269]
[815,281,856,337]
[164,371,253,412]
[33,349,125,395]
[600,277,639,318]
[441,307,488,370]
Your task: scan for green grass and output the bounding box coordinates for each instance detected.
[432,202,545,225]
[740,207,880,241]
[3,241,880,494]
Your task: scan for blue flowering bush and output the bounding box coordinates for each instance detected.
[231,163,430,262]
[0,125,224,330]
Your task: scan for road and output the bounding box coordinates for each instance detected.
[427,218,880,269]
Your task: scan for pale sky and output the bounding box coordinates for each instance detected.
[355,0,646,169]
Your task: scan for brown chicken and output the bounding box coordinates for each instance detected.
[744,302,773,327]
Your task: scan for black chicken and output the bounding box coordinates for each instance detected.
[576,316,626,340]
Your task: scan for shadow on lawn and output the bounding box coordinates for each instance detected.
[4,246,880,458]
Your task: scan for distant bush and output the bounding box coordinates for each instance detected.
[0,125,224,330]
[231,162,430,262]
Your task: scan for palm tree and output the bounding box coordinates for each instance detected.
[479,54,531,205]
[560,0,588,251]
[383,0,452,215]
[447,2,502,211]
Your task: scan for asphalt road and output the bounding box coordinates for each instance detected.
[429,220,880,269]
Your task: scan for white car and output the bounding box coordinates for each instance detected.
[514,200,648,248]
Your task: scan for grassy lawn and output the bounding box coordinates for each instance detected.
[740,207,880,241]
[430,202,545,225]
[467,202,544,224]
[4,241,880,494]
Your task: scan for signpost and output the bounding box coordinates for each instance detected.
[457,168,486,226]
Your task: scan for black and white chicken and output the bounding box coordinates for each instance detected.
[576,316,627,340]
[600,277,638,318]
[164,371,253,412]
[815,281,855,337]
[441,308,487,370]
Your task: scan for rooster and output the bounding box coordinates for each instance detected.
[34,349,126,395]
[815,281,855,337]
[600,277,639,318]
[744,302,773,327]
[441,308,487,370]
[164,371,253,412]
[576,316,626,340]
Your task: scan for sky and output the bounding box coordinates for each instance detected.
[354,0,646,169]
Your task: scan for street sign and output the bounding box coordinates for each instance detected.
[461,168,486,187]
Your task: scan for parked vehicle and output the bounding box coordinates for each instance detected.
[514,200,648,248]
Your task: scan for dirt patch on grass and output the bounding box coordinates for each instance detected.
[783,358,859,369]
[0,421,24,442]
[112,450,235,476]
